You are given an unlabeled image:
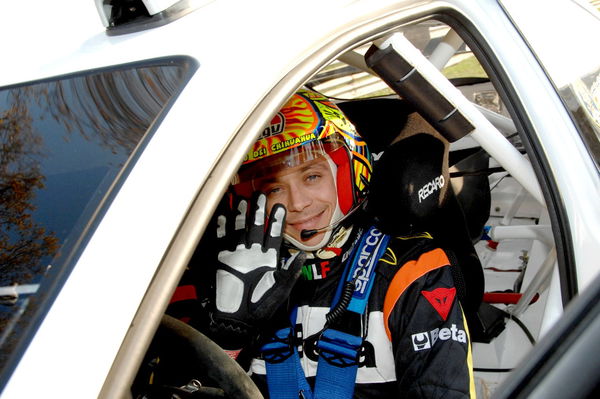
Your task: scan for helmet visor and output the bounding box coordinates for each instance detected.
[232,134,345,197]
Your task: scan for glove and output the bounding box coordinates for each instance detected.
[210,192,305,344]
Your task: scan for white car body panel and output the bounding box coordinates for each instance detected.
[1,0,598,398]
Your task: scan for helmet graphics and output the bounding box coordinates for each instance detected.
[235,89,372,214]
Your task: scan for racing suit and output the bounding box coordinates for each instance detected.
[249,224,476,398]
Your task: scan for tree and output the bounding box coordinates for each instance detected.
[0,89,58,286]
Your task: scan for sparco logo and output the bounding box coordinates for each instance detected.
[352,228,382,297]
[261,112,285,138]
[411,324,467,351]
[417,175,445,203]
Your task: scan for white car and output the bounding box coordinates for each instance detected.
[1,0,599,398]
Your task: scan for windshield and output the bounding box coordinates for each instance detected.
[501,0,600,170]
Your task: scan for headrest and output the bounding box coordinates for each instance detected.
[367,133,449,235]
[337,98,414,153]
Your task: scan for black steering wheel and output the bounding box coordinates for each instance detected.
[136,314,263,399]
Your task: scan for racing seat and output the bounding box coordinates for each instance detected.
[338,97,505,342]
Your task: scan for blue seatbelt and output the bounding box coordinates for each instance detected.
[262,226,390,399]
[262,313,313,399]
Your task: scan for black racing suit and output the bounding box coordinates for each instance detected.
[249,225,475,398]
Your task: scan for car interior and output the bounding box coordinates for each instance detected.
[132,18,561,399]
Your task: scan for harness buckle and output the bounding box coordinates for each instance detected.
[317,328,362,368]
[261,327,295,364]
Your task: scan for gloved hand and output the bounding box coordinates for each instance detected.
[210,192,305,344]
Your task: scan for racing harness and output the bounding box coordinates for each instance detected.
[260,226,390,399]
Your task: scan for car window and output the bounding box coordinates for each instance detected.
[0,57,196,384]
[501,0,600,171]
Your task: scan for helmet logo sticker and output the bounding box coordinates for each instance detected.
[261,112,286,139]
[421,287,456,321]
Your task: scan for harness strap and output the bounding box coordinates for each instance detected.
[313,328,362,399]
[263,326,313,399]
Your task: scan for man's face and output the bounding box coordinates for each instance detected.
[256,157,338,247]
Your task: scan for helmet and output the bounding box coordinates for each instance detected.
[233,89,372,249]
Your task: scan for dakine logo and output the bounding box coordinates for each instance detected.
[417,175,445,203]
[411,324,467,351]
[261,112,285,138]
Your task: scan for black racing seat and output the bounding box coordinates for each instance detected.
[338,97,504,342]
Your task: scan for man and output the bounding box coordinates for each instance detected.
[210,89,475,398]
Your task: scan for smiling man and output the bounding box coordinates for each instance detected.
[209,89,475,399]
[257,156,338,247]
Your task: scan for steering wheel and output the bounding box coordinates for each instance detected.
[138,314,263,399]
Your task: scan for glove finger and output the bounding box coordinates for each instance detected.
[264,203,286,252]
[216,214,227,239]
[231,196,248,248]
[247,192,267,247]
[279,251,305,277]
[265,252,305,297]
[215,191,234,239]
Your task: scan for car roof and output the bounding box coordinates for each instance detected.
[2,0,394,85]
